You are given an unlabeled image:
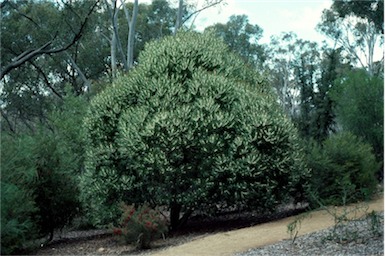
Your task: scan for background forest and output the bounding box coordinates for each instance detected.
[1,0,383,254]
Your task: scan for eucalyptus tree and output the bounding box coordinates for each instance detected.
[120,0,177,64]
[317,4,383,76]
[1,0,100,133]
[331,0,383,33]
[104,0,138,76]
[0,0,99,80]
[266,32,300,116]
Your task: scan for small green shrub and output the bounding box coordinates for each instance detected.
[113,204,168,249]
[366,210,382,237]
[332,70,383,166]
[307,132,379,206]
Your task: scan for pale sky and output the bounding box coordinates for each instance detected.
[127,0,383,63]
[128,0,333,44]
[190,0,333,44]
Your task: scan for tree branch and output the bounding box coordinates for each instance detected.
[182,0,224,25]
[1,40,53,80]
[65,52,91,92]
[0,0,100,80]
[0,0,9,9]
[29,61,63,99]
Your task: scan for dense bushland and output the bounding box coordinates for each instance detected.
[80,31,309,230]
[306,132,379,206]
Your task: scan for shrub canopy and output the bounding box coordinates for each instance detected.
[307,132,379,206]
[81,31,308,227]
[332,70,383,165]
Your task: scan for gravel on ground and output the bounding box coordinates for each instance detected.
[236,212,384,256]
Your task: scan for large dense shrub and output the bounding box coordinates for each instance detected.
[80,31,309,229]
[306,132,379,206]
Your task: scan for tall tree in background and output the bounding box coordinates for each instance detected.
[266,32,349,142]
[0,0,99,80]
[1,0,100,133]
[205,15,266,68]
[311,46,349,142]
[317,3,383,76]
[104,0,138,76]
[332,0,383,33]
[292,41,350,142]
[291,39,320,139]
[266,32,299,116]
[124,0,138,69]
[120,0,176,64]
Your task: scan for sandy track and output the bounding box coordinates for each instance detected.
[151,197,384,256]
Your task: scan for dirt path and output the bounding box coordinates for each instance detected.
[151,197,384,256]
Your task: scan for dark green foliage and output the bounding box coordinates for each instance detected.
[0,94,87,253]
[307,132,379,206]
[1,135,38,255]
[31,133,80,239]
[332,0,383,33]
[31,93,87,238]
[81,31,309,229]
[332,70,384,165]
[293,44,348,143]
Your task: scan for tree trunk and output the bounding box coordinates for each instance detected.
[113,3,128,70]
[169,202,194,232]
[174,0,183,35]
[111,26,117,77]
[170,202,181,231]
[125,0,138,69]
[65,52,91,92]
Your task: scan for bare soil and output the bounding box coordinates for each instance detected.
[32,197,384,256]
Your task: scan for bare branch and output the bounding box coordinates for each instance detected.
[182,0,224,25]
